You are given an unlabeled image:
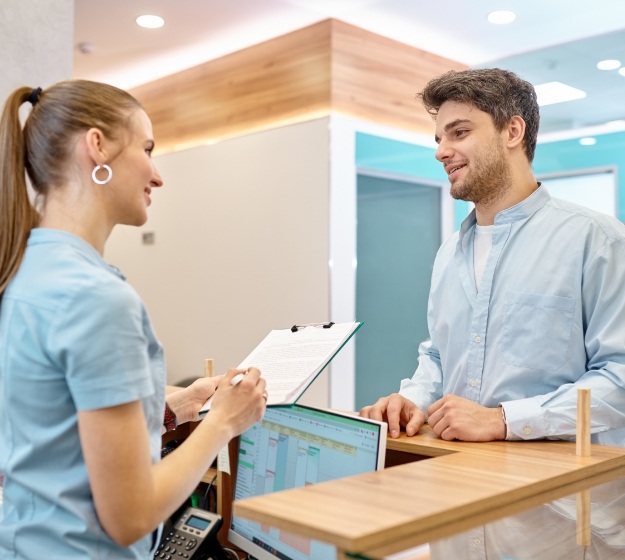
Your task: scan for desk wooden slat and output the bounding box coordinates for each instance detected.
[233,428,625,557]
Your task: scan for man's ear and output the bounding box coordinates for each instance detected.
[506,115,526,150]
[84,127,108,165]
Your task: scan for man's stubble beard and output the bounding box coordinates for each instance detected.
[450,138,512,208]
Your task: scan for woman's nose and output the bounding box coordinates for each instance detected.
[151,166,163,188]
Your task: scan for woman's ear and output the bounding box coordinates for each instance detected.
[506,115,526,150]
[84,127,108,165]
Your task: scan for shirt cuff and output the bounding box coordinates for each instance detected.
[500,397,547,440]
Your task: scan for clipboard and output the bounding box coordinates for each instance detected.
[199,321,362,413]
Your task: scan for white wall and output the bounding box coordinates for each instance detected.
[538,168,617,217]
[106,115,452,411]
[105,118,332,406]
[0,0,73,105]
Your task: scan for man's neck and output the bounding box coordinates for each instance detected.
[475,172,538,226]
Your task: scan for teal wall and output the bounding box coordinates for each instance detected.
[355,176,441,408]
[356,132,469,230]
[356,132,444,181]
[356,130,625,228]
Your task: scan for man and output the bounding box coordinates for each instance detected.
[360,68,625,445]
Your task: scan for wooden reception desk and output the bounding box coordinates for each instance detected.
[232,426,625,559]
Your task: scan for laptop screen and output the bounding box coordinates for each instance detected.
[228,404,387,560]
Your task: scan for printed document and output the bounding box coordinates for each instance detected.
[200,321,362,412]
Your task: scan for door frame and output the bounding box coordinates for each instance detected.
[328,115,451,410]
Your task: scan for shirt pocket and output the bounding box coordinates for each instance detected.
[503,292,575,371]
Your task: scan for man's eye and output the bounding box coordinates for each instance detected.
[455,129,468,137]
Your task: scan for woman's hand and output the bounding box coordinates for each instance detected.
[208,367,267,439]
[166,375,223,425]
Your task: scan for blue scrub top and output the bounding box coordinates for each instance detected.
[0,229,166,559]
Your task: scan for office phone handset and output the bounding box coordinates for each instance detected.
[154,506,229,560]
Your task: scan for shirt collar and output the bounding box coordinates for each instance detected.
[459,183,549,238]
[28,228,127,280]
[494,183,549,225]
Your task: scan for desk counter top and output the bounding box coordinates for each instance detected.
[233,427,625,558]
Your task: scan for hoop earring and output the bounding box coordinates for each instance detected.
[92,164,112,185]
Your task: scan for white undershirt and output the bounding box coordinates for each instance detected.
[474,224,494,289]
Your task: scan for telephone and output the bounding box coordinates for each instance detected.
[154,506,232,560]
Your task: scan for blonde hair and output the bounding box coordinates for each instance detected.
[0,80,141,294]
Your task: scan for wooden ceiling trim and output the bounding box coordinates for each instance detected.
[330,19,467,135]
[130,19,467,153]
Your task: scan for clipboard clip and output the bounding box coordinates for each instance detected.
[291,322,335,332]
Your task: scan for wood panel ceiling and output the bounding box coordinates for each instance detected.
[130,19,466,154]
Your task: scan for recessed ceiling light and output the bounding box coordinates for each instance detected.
[618,67,625,77]
[487,10,516,24]
[136,15,164,29]
[76,41,95,55]
[605,119,625,127]
[597,59,621,71]
[533,81,586,106]
[579,137,597,146]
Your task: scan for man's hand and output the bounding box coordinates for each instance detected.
[360,393,425,439]
[427,395,506,441]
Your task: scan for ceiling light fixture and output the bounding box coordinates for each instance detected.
[533,81,586,106]
[579,137,597,146]
[76,41,94,55]
[618,68,625,77]
[487,10,516,24]
[136,15,164,29]
[597,59,621,70]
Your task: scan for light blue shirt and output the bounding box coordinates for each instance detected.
[399,186,625,445]
[0,229,166,559]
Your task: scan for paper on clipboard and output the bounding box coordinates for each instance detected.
[199,321,362,413]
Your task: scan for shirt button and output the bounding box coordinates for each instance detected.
[474,336,481,343]
[523,426,532,435]
[470,379,478,387]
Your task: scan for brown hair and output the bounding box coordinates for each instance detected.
[0,80,142,294]
[417,68,540,162]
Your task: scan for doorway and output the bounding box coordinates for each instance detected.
[355,173,442,409]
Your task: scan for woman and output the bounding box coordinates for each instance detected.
[0,81,267,559]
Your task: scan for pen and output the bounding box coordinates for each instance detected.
[231,372,246,386]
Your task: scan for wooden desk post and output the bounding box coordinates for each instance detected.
[204,358,214,378]
[203,357,238,549]
[576,387,591,548]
